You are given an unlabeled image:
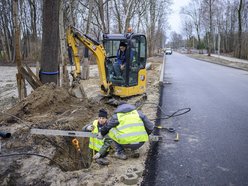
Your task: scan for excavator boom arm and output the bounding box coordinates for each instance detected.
[66,26,110,93]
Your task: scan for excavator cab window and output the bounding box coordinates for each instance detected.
[103,34,147,87]
[103,39,127,86]
[127,35,147,86]
[104,40,120,58]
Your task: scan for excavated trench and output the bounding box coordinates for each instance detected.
[0,83,114,176]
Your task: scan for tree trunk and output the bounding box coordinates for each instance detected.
[29,0,37,41]
[82,1,94,80]
[207,0,213,56]
[237,0,243,58]
[59,1,70,88]
[98,0,106,32]
[13,0,27,99]
[217,32,220,55]
[3,13,12,62]
[148,0,156,57]
[113,0,122,33]
[40,0,60,84]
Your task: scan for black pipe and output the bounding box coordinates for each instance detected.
[0,131,11,138]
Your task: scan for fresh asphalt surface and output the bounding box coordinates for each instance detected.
[142,52,248,186]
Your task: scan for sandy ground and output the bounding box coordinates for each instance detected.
[0,56,162,185]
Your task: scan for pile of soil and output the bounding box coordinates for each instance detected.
[0,56,163,185]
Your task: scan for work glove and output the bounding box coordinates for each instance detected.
[86,125,94,131]
[120,64,125,70]
[93,152,101,159]
[96,132,103,140]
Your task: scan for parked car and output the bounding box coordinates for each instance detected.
[165,48,172,55]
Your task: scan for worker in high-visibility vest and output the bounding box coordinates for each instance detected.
[97,102,154,160]
[83,109,112,165]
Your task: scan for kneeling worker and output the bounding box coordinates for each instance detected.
[83,109,112,165]
[98,102,154,160]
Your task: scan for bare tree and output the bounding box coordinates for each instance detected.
[202,0,218,56]
[181,0,203,51]
[0,0,14,62]
[81,0,94,80]
[236,0,244,58]
[183,20,194,50]
[1,0,175,68]
[145,0,171,56]
[13,0,27,99]
[59,1,70,88]
[40,0,60,84]
[112,0,144,33]
[28,0,37,40]
[170,32,183,49]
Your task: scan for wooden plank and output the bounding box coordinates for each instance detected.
[19,65,42,90]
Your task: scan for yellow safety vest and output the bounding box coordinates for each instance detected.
[108,110,148,144]
[89,120,106,152]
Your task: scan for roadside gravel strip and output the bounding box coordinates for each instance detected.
[187,53,248,71]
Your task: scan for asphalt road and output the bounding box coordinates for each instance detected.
[143,52,248,186]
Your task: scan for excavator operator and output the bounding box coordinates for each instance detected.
[113,42,127,78]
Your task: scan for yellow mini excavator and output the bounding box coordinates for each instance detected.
[66,26,147,99]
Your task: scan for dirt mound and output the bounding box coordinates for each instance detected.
[0,83,98,125]
[7,83,71,117]
[22,83,71,114]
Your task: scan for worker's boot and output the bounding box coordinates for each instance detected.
[130,149,140,158]
[114,152,127,160]
[96,158,109,165]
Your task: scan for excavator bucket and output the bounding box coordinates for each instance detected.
[68,80,86,99]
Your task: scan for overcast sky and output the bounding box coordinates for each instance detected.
[168,0,191,33]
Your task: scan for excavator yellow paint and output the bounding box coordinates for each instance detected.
[108,69,146,97]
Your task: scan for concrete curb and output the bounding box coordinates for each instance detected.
[159,54,165,84]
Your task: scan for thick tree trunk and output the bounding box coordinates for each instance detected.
[40,0,60,84]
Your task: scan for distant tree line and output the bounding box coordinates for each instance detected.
[170,0,248,60]
[0,0,172,64]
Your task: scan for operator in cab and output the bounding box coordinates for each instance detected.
[113,42,127,79]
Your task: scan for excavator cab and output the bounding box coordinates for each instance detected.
[103,33,147,97]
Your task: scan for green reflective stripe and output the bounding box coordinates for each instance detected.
[118,131,147,138]
[109,128,118,136]
[117,123,144,130]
